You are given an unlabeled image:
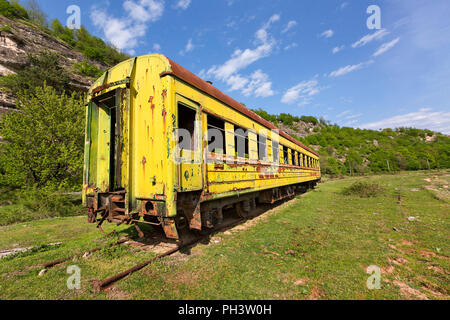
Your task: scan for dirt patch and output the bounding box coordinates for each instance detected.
[427,265,445,274]
[231,198,301,233]
[389,257,408,266]
[294,278,309,286]
[420,250,437,258]
[105,286,132,300]
[309,286,323,300]
[393,281,429,300]
[420,281,449,298]
[381,265,395,275]
[400,240,414,246]
[423,174,450,201]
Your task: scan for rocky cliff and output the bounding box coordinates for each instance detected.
[0,15,109,110]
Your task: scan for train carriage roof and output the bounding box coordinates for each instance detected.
[161,56,319,157]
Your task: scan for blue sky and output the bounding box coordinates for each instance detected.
[32,0,450,134]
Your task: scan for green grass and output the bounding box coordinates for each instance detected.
[342,181,385,198]
[0,188,85,226]
[0,171,448,300]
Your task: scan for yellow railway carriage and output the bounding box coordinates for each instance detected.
[83,54,321,239]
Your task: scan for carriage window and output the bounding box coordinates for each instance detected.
[178,103,196,151]
[234,126,249,158]
[289,149,295,165]
[298,153,302,167]
[272,140,279,163]
[207,115,226,154]
[258,133,267,161]
[283,146,289,164]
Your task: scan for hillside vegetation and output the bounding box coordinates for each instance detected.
[252,109,449,176]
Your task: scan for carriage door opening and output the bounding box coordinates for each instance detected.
[89,89,123,192]
[177,97,203,192]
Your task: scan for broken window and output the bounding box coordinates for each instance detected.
[272,140,279,163]
[207,114,225,154]
[234,126,249,158]
[258,133,267,161]
[283,146,289,164]
[177,103,196,151]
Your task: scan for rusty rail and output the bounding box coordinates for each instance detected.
[42,239,128,269]
[91,218,245,292]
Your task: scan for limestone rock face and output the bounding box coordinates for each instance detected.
[0,16,109,109]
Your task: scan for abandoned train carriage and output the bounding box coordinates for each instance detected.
[83,54,321,240]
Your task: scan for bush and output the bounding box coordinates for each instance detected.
[74,60,104,78]
[50,21,129,66]
[0,0,29,20]
[0,51,71,95]
[0,188,84,226]
[342,182,384,198]
[0,85,85,190]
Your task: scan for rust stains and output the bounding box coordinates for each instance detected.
[142,156,147,176]
[162,108,167,129]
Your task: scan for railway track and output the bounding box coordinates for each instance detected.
[37,200,291,293]
[41,238,129,270]
[90,218,245,292]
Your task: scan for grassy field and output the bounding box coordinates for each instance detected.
[0,188,85,226]
[0,171,448,300]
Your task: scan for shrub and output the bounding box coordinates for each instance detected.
[74,61,104,78]
[0,188,84,226]
[0,84,85,190]
[0,0,29,20]
[342,182,384,198]
[0,51,71,95]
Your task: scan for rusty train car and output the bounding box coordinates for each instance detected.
[83,54,321,240]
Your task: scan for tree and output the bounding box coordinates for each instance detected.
[0,51,71,96]
[0,85,85,190]
[0,0,29,20]
[24,0,47,26]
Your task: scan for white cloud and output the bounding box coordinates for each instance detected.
[124,0,164,22]
[242,70,274,98]
[352,29,389,48]
[284,42,298,51]
[341,2,349,9]
[282,20,297,33]
[373,37,400,57]
[329,60,374,77]
[345,113,362,120]
[205,14,279,98]
[179,38,194,55]
[91,0,165,53]
[152,43,161,52]
[281,79,321,106]
[360,108,450,134]
[332,45,345,54]
[336,110,351,118]
[320,29,334,38]
[174,0,191,10]
[345,119,359,126]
